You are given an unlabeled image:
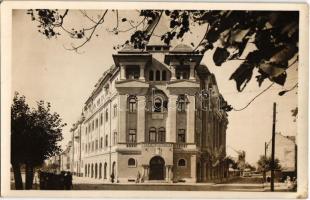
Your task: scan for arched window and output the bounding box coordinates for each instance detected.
[178,159,186,167]
[158,127,166,142]
[95,163,98,178]
[105,109,109,122]
[91,164,94,178]
[85,164,87,177]
[99,163,102,179]
[88,164,90,177]
[149,127,156,142]
[105,135,108,147]
[177,95,187,112]
[162,70,167,81]
[128,158,136,167]
[156,70,160,81]
[104,162,107,179]
[128,96,137,113]
[154,97,162,112]
[149,70,154,81]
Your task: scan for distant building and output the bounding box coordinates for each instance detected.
[266,132,297,178]
[60,142,72,172]
[68,43,229,183]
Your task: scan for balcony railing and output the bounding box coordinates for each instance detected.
[126,143,137,147]
[142,143,173,147]
[173,143,187,149]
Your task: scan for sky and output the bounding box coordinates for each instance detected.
[12,10,298,165]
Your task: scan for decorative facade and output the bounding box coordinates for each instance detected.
[68,43,229,183]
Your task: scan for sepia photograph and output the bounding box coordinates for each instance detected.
[1,1,308,198]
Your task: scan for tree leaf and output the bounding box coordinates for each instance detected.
[229,62,254,91]
[213,47,230,66]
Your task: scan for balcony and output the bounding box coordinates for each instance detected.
[173,143,187,149]
[126,143,137,147]
[142,143,173,148]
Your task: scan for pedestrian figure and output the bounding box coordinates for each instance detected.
[286,176,293,191]
[136,171,141,183]
[64,172,72,190]
[110,173,115,183]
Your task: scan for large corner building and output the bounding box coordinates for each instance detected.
[68,43,229,183]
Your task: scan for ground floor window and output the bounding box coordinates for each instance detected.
[178,159,186,167]
[128,158,136,167]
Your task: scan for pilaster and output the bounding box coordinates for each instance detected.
[186,95,195,143]
[166,95,177,143]
[137,96,146,143]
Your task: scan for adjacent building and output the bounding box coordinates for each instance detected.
[68,43,229,183]
[266,132,297,178]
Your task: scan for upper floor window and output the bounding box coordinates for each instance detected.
[154,97,162,113]
[149,127,156,143]
[105,135,108,147]
[92,121,94,131]
[113,104,118,117]
[176,66,190,80]
[126,65,140,79]
[162,70,167,81]
[113,132,118,145]
[128,96,137,113]
[100,113,103,125]
[149,70,154,81]
[177,95,187,112]
[158,127,166,143]
[155,70,160,81]
[100,137,103,148]
[105,109,109,122]
[178,129,186,143]
[95,118,98,128]
[128,129,136,143]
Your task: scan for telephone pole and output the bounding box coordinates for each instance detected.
[271,102,277,191]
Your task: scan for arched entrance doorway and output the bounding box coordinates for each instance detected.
[149,156,165,180]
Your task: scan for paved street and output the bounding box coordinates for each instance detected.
[71,176,291,192]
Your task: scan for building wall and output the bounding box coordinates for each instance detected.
[267,133,296,172]
[68,45,228,183]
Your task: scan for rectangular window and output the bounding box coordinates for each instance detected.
[105,109,109,122]
[178,129,186,143]
[100,113,103,125]
[95,118,98,128]
[128,129,136,143]
[100,137,103,148]
[114,132,118,145]
[113,105,117,117]
[92,121,94,131]
[105,135,108,147]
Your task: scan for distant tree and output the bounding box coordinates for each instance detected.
[257,155,281,172]
[11,92,66,189]
[244,162,256,171]
[225,156,238,169]
[26,9,298,94]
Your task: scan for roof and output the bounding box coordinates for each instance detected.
[171,44,194,53]
[118,44,144,53]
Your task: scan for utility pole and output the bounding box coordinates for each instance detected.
[264,142,267,157]
[271,102,276,191]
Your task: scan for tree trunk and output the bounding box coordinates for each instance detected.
[12,162,23,190]
[25,163,34,190]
